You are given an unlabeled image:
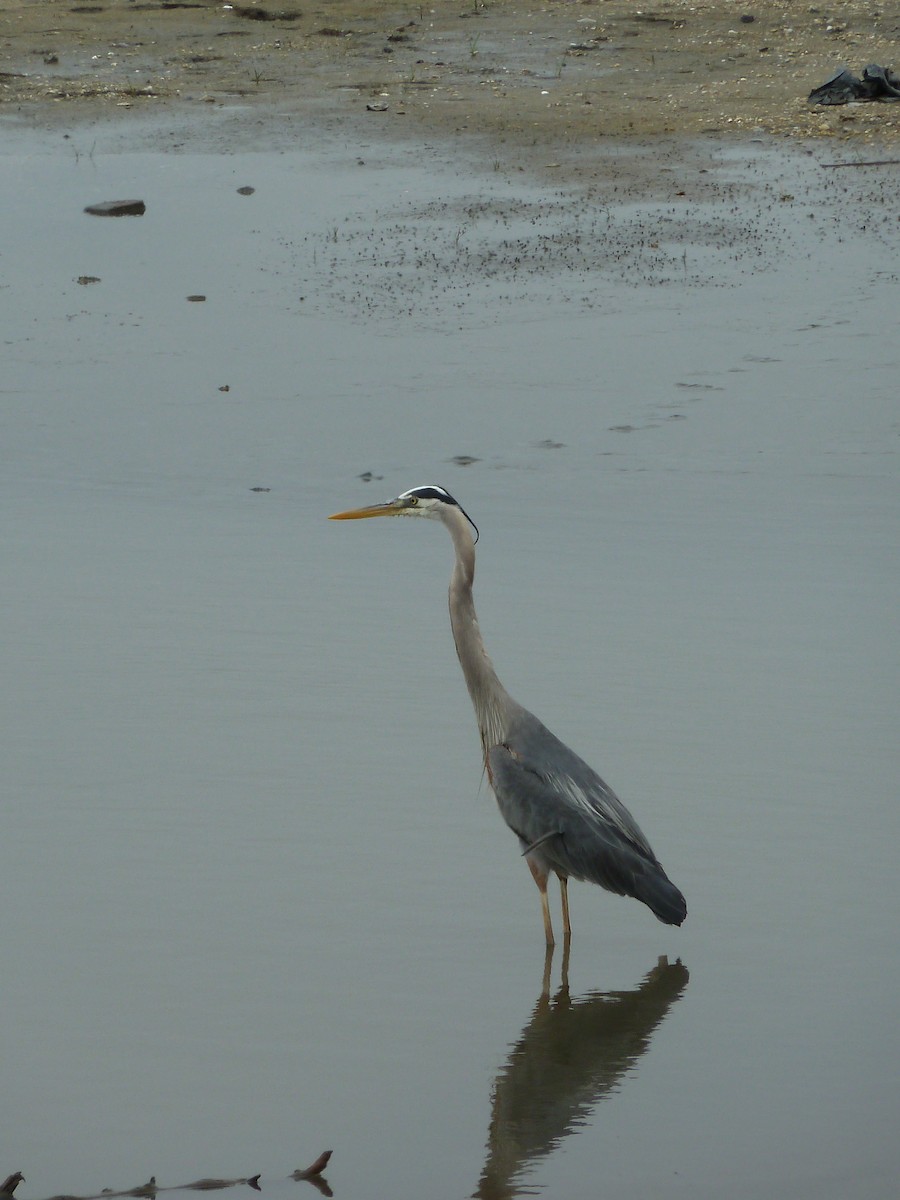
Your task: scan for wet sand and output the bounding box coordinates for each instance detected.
[2,0,900,157]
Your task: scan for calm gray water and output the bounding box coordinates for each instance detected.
[1,112,897,1200]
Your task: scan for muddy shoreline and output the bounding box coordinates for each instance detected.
[2,0,899,158]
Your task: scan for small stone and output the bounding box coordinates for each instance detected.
[84,199,146,217]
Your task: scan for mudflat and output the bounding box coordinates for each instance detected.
[2,0,899,148]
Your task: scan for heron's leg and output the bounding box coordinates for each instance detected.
[540,942,554,999]
[558,874,571,938]
[526,857,555,947]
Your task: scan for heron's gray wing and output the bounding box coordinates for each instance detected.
[487,736,685,924]
[494,710,655,847]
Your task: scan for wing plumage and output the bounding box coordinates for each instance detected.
[487,712,686,926]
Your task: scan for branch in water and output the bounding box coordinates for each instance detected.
[0,1165,345,1200]
[291,1153,332,1181]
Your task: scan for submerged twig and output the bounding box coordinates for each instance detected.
[819,159,900,168]
[289,1155,333,1200]
[1,1158,334,1200]
[291,1153,332,1181]
[125,1180,158,1197]
[43,1177,256,1200]
[183,1180,261,1193]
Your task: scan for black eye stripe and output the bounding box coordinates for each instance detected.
[404,485,457,505]
[399,484,479,543]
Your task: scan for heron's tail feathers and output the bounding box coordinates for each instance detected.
[561,828,687,926]
[638,870,687,926]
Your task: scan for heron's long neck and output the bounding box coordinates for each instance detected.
[445,511,511,755]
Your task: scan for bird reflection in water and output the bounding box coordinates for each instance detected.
[474,951,689,1200]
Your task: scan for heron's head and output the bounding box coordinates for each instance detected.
[330,484,479,540]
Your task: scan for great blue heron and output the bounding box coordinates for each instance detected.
[330,484,686,944]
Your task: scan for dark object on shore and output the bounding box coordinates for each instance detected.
[232,5,300,20]
[1,1173,25,1197]
[809,63,900,105]
[84,200,146,217]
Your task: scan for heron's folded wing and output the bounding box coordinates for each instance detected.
[487,742,665,899]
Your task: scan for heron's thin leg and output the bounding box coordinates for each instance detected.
[526,857,555,947]
[558,875,571,938]
[541,942,554,999]
[539,889,554,947]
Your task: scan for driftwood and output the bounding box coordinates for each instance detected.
[289,1154,333,1199]
[0,1156,332,1200]
[820,159,900,169]
[289,1154,331,1182]
[40,1175,260,1200]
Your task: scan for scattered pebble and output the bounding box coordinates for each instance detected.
[84,199,145,216]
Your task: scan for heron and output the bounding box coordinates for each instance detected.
[330,484,686,944]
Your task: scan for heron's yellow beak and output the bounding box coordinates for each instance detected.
[329,499,408,521]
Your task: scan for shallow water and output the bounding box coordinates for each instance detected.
[1,113,898,1200]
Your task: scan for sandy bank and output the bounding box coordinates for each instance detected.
[2,0,899,152]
